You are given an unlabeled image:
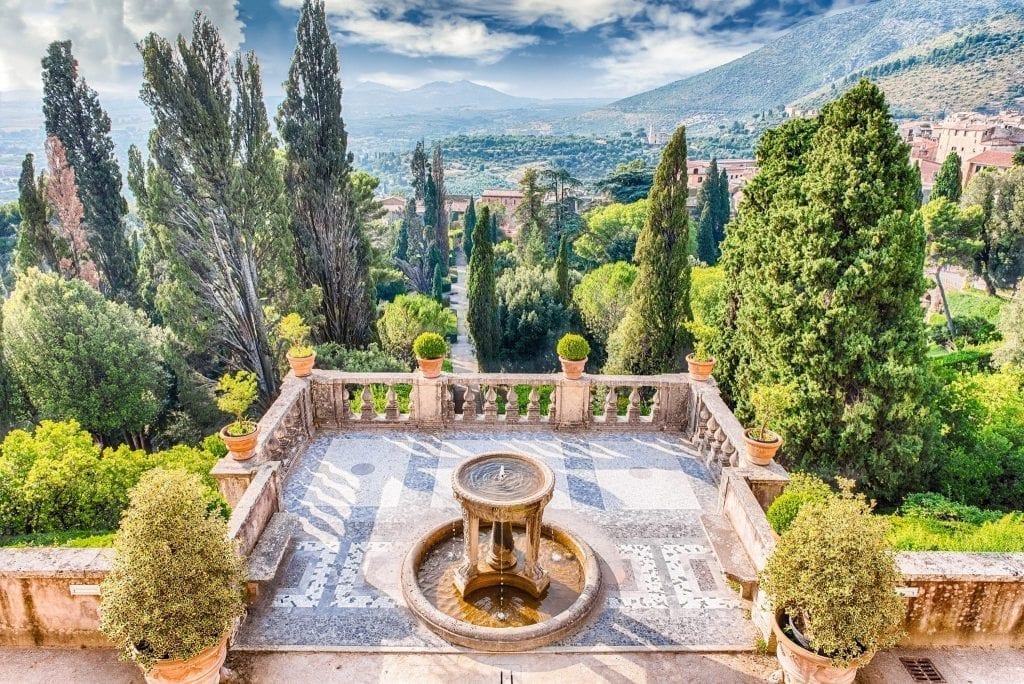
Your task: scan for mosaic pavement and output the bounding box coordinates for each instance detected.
[235,430,756,652]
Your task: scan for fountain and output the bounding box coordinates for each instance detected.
[402,452,601,651]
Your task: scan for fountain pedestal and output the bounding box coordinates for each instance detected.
[452,453,555,599]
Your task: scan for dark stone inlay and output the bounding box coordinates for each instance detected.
[351,462,375,476]
[690,558,716,592]
[403,453,438,494]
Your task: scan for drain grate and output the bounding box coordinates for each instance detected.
[900,657,946,682]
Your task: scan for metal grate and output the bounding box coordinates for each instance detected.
[900,657,946,682]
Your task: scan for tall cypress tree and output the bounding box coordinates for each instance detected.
[14,153,57,273]
[605,126,692,374]
[410,141,428,201]
[278,0,374,345]
[463,196,476,258]
[490,212,499,244]
[695,202,718,265]
[554,235,570,305]
[468,206,499,361]
[41,41,137,301]
[932,151,962,202]
[716,166,731,243]
[714,80,931,501]
[431,264,444,303]
[431,145,448,275]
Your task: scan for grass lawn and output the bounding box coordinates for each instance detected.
[928,288,1008,327]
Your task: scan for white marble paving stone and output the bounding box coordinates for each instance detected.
[594,465,700,511]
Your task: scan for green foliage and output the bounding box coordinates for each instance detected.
[468,206,501,361]
[995,298,1024,368]
[749,382,799,441]
[556,333,590,361]
[595,159,654,204]
[760,482,904,668]
[413,332,447,360]
[0,529,115,548]
[927,314,1000,347]
[888,513,1024,552]
[377,294,456,363]
[931,151,962,202]
[713,82,932,502]
[962,167,1024,293]
[554,236,570,305]
[694,159,731,265]
[373,266,407,302]
[279,313,313,357]
[14,153,58,274]
[497,264,570,360]
[515,168,549,256]
[2,269,167,442]
[766,473,833,534]
[215,372,257,433]
[431,264,444,303]
[689,266,726,334]
[574,200,647,266]
[899,492,1001,524]
[314,343,408,372]
[100,469,245,670]
[606,126,692,375]
[463,197,476,258]
[684,320,717,362]
[573,262,638,346]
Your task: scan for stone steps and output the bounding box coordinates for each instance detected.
[700,513,758,600]
[245,512,298,601]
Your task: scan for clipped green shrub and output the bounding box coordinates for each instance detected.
[766,473,833,534]
[928,315,1001,347]
[899,492,1002,525]
[556,333,590,361]
[888,513,1024,552]
[216,371,257,436]
[100,469,245,671]
[314,343,408,372]
[413,332,447,360]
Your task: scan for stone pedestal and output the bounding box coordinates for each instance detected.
[554,379,591,428]
[411,374,446,427]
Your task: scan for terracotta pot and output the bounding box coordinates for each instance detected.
[286,350,316,377]
[143,634,227,684]
[686,354,716,382]
[772,610,860,684]
[220,423,259,461]
[559,357,587,380]
[743,428,783,466]
[417,356,444,379]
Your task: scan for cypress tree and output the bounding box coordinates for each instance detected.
[714,80,931,501]
[431,145,448,275]
[14,154,57,273]
[463,196,476,258]
[554,235,570,305]
[41,41,137,301]
[410,141,428,201]
[490,212,499,243]
[932,151,962,202]
[716,166,731,243]
[278,0,374,345]
[394,218,409,261]
[468,206,499,361]
[605,126,692,375]
[695,202,718,265]
[431,264,444,303]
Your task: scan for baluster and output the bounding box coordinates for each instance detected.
[603,387,618,422]
[463,385,477,421]
[505,386,520,422]
[627,386,641,423]
[547,384,556,421]
[337,382,349,422]
[360,385,375,421]
[527,385,541,422]
[484,386,498,422]
[651,387,662,424]
[714,424,729,468]
[385,383,399,420]
[722,438,738,468]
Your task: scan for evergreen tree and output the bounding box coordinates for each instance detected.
[393,198,432,292]
[424,175,437,228]
[41,41,137,301]
[463,197,476,258]
[467,206,499,361]
[515,168,548,255]
[716,166,731,243]
[490,212,499,243]
[431,145,448,275]
[554,235,570,305]
[932,151,962,202]
[605,126,692,375]
[714,80,932,501]
[410,141,428,201]
[13,154,57,273]
[693,160,731,265]
[278,0,374,345]
[695,202,718,264]
[431,264,444,303]
[394,217,409,261]
[1014,148,1024,167]
[961,167,1024,295]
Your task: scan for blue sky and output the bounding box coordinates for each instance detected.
[0,0,871,100]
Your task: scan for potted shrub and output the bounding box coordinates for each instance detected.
[684,320,717,381]
[217,371,259,460]
[100,469,245,684]
[413,332,447,378]
[556,333,590,380]
[759,481,904,684]
[280,312,315,377]
[742,382,796,465]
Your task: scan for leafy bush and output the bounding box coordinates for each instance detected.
[574,200,647,266]
[279,312,313,357]
[766,473,833,534]
[215,371,257,436]
[927,315,1001,347]
[888,513,1024,552]
[929,348,993,374]
[685,320,717,362]
[899,492,1002,524]
[760,481,904,668]
[372,267,407,302]
[497,264,570,360]
[556,333,590,361]
[377,294,456,363]
[413,332,447,360]
[314,343,408,372]
[749,382,798,442]
[573,261,637,345]
[100,469,245,671]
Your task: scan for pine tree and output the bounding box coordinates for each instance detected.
[554,235,570,305]
[41,41,137,301]
[605,126,692,375]
[463,196,476,258]
[932,151,962,202]
[14,154,57,273]
[714,80,932,501]
[515,168,548,255]
[278,0,374,345]
[467,206,499,361]
[431,264,444,303]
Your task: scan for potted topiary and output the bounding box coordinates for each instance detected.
[556,333,590,380]
[684,320,717,381]
[100,469,246,684]
[280,312,315,377]
[759,481,905,684]
[217,371,259,460]
[742,382,796,465]
[413,332,447,378]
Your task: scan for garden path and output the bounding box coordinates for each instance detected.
[448,248,478,373]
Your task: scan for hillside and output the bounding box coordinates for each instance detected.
[793,12,1024,116]
[577,0,1021,135]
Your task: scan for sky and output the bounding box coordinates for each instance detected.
[0,0,871,101]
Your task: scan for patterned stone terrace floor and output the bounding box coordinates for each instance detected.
[235,430,756,652]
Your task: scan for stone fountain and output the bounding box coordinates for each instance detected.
[402,452,601,651]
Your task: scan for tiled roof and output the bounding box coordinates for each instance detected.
[967,150,1015,167]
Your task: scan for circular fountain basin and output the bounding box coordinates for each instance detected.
[401,518,601,651]
[452,453,555,520]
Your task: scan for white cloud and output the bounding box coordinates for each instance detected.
[0,0,243,92]
[357,69,467,90]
